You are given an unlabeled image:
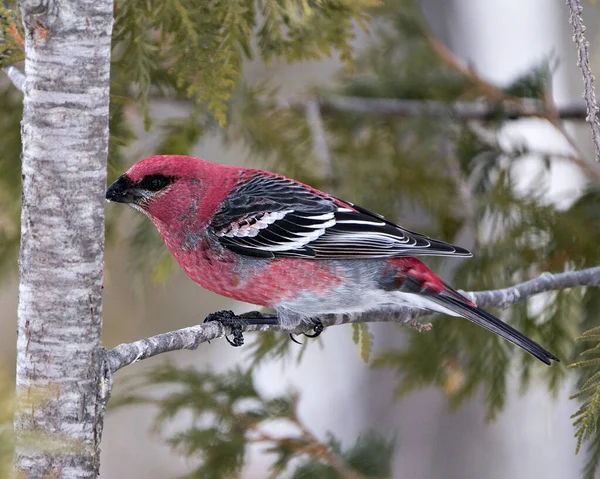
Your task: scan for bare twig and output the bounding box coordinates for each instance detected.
[424,28,600,175]
[156,93,588,121]
[426,34,515,104]
[460,267,600,308]
[315,95,587,121]
[566,0,600,160]
[541,90,599,179]
[106,266,600,373]
[2,65,24,92]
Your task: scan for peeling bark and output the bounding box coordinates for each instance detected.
[14,0,113,477]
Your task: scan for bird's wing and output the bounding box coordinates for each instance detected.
[210,173,472,259]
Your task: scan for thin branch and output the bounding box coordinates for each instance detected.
[566,0,600,160]
[315,95,600,181]
[423,27,600,175]
[155,93,589,121]
[251,422,367,479]
[460,267,600,308]
[315,95,587,121]
[105,266,600,373]
[2,65,24,92]
[542,88,595,175]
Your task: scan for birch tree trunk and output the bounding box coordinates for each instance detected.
[14,0,113,476]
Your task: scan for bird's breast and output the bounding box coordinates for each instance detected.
[169,236,349,307]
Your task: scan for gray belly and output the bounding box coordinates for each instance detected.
[272,259,455,330]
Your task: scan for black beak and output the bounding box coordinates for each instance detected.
[106,175,139,204]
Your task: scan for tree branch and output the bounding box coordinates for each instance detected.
[105,266,600,373]
[460,266,600,308]
[315,95,587,121]
[566,0,600,160]
[2,65,24,92]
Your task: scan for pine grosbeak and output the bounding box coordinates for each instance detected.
[106,155,558,365]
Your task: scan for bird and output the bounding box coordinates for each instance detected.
[106,155,559,365]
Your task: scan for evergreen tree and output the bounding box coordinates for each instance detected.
[2,0,600,477]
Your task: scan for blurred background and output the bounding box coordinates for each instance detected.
[2,0,600,477]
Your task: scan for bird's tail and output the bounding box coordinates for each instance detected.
[426,287,559,366]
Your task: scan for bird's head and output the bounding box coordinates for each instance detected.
[106,155,241,226]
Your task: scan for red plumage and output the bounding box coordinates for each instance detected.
[106,155,558,365]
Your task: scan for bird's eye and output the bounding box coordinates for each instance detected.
[139,175,174,192]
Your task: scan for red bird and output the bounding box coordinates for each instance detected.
[106,155,558,365]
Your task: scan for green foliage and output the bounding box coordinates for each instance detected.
[218,2,600,465]
[0,373,13,479]
[352,323,373,363]
[502,60,552,100]
[104,0,600,473]
[570,323,600,479]
[0,2,23,69]
[571,327,600,451]
[2,0,600,475]
[291,432,395,479]
[0,84,22,278]
[111,0,379,127]
[247,330,301,366]
[115,364,394,478]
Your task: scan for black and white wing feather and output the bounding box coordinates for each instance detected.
[210,173,472,259]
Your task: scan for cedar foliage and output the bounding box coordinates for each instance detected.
[115,365,394,478]
[2,0,600,476]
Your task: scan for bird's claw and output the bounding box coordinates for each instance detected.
[303,320,324,338]
[204,310,245,347]
[288,320,324,345]
[225,328,244,347]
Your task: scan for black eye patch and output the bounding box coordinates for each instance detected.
[139,175,175,192]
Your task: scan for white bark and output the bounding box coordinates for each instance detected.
[2,66,25,92]
[14,0,113,477]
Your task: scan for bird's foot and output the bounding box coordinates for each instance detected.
[303,319,324,338]
[288,320,324,345]
[204,310,245,347]
[204,310,279,347]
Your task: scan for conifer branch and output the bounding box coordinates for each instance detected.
[106,266,600,373]
[306,94,600,181]
[249,418,369,479]
[566,0,600,160]
[2,66,24,92]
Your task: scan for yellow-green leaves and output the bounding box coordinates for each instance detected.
[352,323,373,363]
[0,4,24,69]
[571,327,600,450]
[112,0,379,127]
